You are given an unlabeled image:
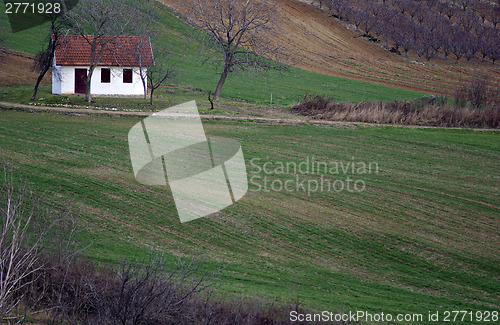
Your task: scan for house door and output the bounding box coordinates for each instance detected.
[75,69,87,94]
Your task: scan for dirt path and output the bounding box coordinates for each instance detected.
[0,100,313,123]
[2,101,498,132]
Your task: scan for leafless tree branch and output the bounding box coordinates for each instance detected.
[0,172,79,319]
[177,0,288,100]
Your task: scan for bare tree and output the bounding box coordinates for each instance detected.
[178,0,286,100]
[393,0,408,14]
[477,30,491,62]
[458,11,478,33]
[488,36,500,64]
[346,6,363,31]
[312,0,325,9]
[104,251,224,324]
[130,36,155,100]
[127,0,157,100]
[328,0,348,19]
[435,1,447,15]
[390,29,405,54]
[379,8,398,47]
[402,34,415,58]
[450,26,468,62]
[414,27,437,62]
[324,0,335,16]
[66,0,140,102]
[468,73,488,108]
[414,7,426,24]
[463,35,479,61]
[460,0,473,11]
[425,11,445,33]
[31,16,67,101]
[147,52,177,105]
[489,5,500,28]
[369,1,383,18]
[405,0,419,19]
[0,174,77,319]
[0,179,43,317]
[472,1,489,23]
[360,11,375,35]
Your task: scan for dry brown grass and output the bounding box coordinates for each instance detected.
[293,95,500,128]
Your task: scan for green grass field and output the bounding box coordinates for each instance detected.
[1,1,499,323]
[0,1,426,105]
[0,109,498,324]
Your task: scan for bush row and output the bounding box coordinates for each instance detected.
[293,95,500,128]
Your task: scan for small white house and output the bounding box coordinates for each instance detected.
[52,35,154,96]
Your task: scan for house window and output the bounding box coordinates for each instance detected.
[123,69,133,83]
[101,68,111,83]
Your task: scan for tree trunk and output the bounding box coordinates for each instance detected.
[31,66,50,101]
[150,87,155,105]
[85,67,94,102]
[213,69,229,101]
[140,69,147,99]
[208,91,214,109]
[31,25,57,102]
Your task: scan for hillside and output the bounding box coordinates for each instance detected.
[0,1,427,104]
[160,0,500,95]
[1,0,499,322]
[2,0,499,102]
[0,110,498,323]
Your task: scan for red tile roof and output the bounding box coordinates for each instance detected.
[54,35,154,67]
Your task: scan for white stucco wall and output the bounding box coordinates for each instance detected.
[52,66,146,96]
[52,66,62,95]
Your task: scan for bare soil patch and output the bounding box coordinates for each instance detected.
[0,48,50,86]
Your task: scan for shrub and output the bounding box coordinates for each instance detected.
[0,174,78,319]
[22,252,321,324]
[293,95,500,128]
